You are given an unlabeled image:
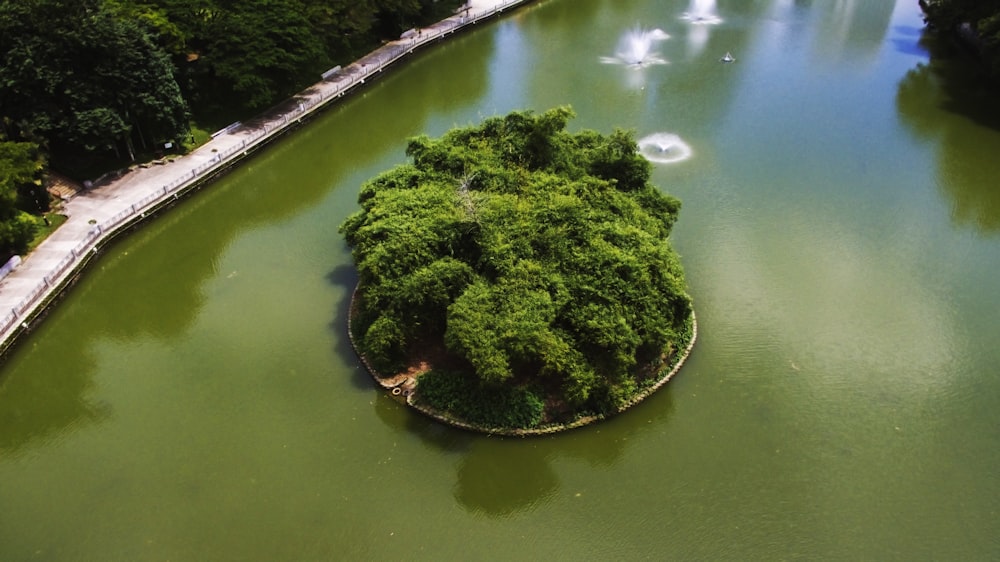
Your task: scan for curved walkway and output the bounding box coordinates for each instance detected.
[0,0,533,356]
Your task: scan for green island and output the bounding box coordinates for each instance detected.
[340,107,695,433]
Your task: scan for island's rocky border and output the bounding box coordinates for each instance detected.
[347,285,697,437]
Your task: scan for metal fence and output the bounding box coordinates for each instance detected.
[0,0,528,342]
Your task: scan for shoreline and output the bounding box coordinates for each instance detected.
[0,0,537,358]
[348,285,698,437]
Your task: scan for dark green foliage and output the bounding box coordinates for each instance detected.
[0,0,465,171]
[0,0,189,171]
[371,0,464,41]
[0,214,41,261]
[0,142,47,214]
[170,0,329,114]
[922,0,1000,30]
[0,141,47,259]
[416,369,545,429]
[341,108,693,426]
[922,0,1000,81]
[121,0,464,123]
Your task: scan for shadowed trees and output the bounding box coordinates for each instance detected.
[0,141,47,259]
[118,0,464,123]
[0,0,464,173]
[921,0,1000,80]
[0,0,189,172]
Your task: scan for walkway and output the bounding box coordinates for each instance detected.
[0,0,533,354]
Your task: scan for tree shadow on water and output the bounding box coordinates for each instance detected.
[326,261,371,391]
[368,389,559,518]
[897,33,1000,233]
[899,33,1000,132]
[454,438,560,518]
[558,386,677,468]
[451,388,676,518]
[0,329,108,460]
[396,382,678,518]
[372,392,476,455]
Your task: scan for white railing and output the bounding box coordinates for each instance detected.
[0,0,531,348]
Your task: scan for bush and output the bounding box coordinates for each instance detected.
[416,369,545,429]
[0,211,41,260]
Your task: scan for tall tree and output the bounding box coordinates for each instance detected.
[177,0,328,113]
[0,141,46,258]
[0,0,188,172]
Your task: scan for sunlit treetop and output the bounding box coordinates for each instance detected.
[340,107,693,428]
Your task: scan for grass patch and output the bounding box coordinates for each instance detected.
[27,213,67,254]
[183,125,212,152]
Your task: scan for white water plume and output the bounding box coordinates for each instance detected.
[601,27,670,66]
[682,0,723,25]
[637,133,694,164]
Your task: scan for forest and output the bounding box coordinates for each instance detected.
[340,107,694,429]
[0,0,463,259]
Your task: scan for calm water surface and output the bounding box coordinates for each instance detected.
[2,0,999,559]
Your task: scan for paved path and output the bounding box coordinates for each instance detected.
[0,0,532,353]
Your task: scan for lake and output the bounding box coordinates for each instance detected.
[1,0,999,559]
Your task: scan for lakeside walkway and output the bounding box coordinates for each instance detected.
[0,0,532,354]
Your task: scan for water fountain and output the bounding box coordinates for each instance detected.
[682,0,722,58]
[682,0,723,25]
[601,27,670,66]
[637,133,694,164]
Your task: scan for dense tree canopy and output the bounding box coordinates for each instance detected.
[341,108,694,428]
[109,0,462,120]
[0,141,47,259]
[922,0,1000,80]
[0,0,463,173]
[0,0,189,172]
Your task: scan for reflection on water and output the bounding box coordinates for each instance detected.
[681,0,722,25]
[375,382,675,518]
[811,0,894,61]
[327,261,370,393]
[0,336,106,459]
[889,24,929,57]
[897,34,1000,233]
[684,21,711,58]
[700,212,961,388]
[454,441,559,517]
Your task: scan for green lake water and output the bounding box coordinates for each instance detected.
[2,0,999,559]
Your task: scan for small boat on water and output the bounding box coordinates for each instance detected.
[721,51,735,63]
